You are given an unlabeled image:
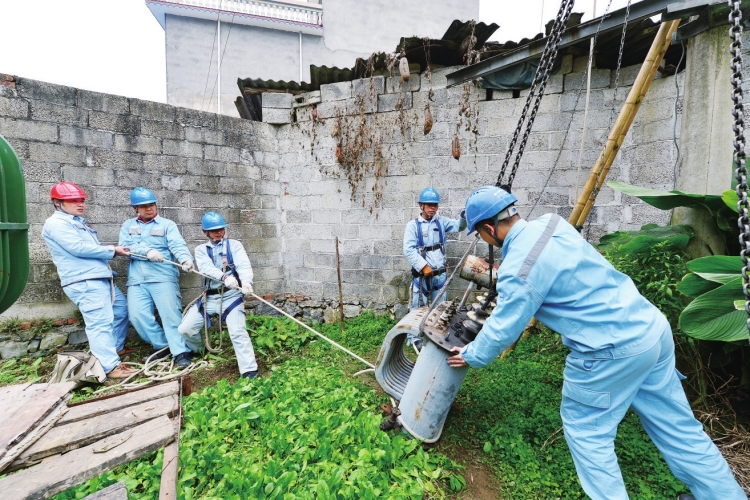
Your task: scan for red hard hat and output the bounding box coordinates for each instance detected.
[50,182,88,201]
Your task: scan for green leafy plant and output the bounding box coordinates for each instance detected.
[0,356,43,386]
[597,223,694,256]
[247,315,316,358]
[180,358,462,498]
[608,180,749,343]
[607,180,738,249]
[604,239,690,328]
[677,255,748,342]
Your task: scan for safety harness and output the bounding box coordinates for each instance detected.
[196,239,244,326]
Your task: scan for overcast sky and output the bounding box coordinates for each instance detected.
[0,0,634,104]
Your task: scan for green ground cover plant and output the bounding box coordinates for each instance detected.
[53,357,461,499]
[0,356,43,385]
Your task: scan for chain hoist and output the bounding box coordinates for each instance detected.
[729,0,750,345]
[496,0,576,189]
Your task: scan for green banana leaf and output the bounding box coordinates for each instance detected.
[679,277,750,342]
[608,181,740,241]
[678,273,722,298]
[597,224,693,255]
[608,181,728,214]
[722,189,739,213]
[686,255,743,273]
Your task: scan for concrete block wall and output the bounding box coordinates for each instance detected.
[0,55,684,356]
[277,61,682,301]
[0,74,282,334]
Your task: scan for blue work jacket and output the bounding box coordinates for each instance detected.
[119,215,193,286]
[195,238,253,289]
[462,214,667,368]
[403,214,466,272]
[42,211,115,287]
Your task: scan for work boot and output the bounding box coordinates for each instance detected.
[677,495,696,500]
[142,348,170,364]
[241,370,259,380]
[107,364,137,380]
[174,352,193,369]
[117,346,138,356]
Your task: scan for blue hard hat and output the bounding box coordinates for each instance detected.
[130,187,158,206]
[201,212,227,231]
[464,186,518,234]
[418,187,440,204]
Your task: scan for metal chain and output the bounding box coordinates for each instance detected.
[496,0,576,188]
[729,0,750,344]
[527,0,616,219]
[506,0,576,189]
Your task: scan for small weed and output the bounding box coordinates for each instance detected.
[0,356,44,386]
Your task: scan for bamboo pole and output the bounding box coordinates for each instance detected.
[569,19,681,228]
[335,237,345,333]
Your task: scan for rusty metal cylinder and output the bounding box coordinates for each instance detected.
[459,254,499,290]
[396,339,469,443]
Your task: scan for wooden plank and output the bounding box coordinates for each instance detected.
[0,400,67,473]
[10,395,178,470]
[0,415,175,500]
[159,419,181,500]
[81,481,127,500]
[60,381,179,425]
[0,382,75,460]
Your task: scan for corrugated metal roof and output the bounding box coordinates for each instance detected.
[235,15,687,119]
[235,19,499,96]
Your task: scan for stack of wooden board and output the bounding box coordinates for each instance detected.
[0,380,183,499]
[0,382,75,473]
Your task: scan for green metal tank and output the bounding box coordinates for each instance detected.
[0,134,29,315]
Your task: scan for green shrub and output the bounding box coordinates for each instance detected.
[604,240,690,328]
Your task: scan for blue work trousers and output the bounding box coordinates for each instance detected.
[178,290,258,374]
[63,279,128,373]
[562,325,746,500]
[410,274,447,309]
[127,282,190,357]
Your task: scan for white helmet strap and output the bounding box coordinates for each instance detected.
[496,205,518,222]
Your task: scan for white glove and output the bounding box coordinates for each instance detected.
[241,282,254,296]
[181,260,194,272]
[223,276,239,289]
[146,249,164,262]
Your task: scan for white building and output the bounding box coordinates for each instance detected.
[146,0,479,115]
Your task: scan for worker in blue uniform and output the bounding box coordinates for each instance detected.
[119,187,195,368]
[403,187,467,311]
[447,185,746,500]
[178,212,259,379]
[43,182,136,380]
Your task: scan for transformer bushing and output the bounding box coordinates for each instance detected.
[375,255,498,442]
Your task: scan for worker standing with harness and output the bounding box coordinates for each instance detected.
[403,187,467,311]
[178,212,259,380]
